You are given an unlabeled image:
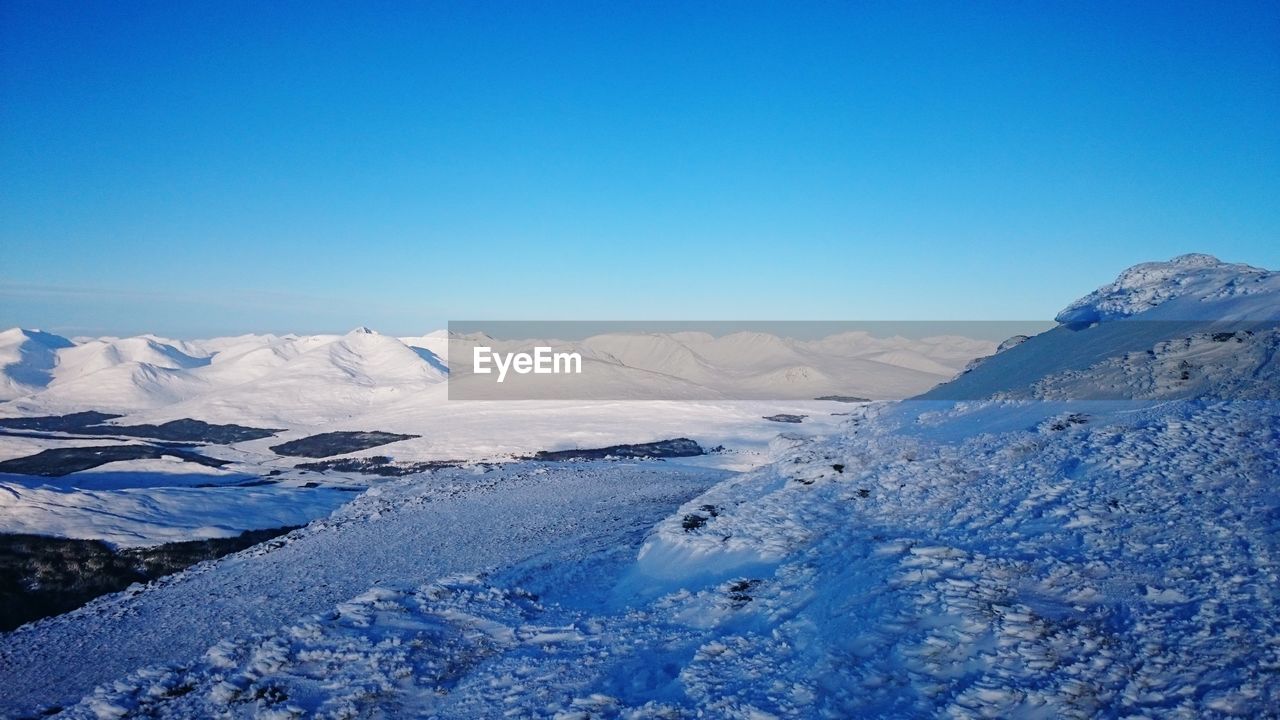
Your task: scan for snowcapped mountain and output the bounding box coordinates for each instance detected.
[3,255,1277,718]
[1056,252,1277,324]
[450,329,991,402]
[0,328,74,401]
[140,328,451,426]
[925,253,1279,401]
[0,327,450,421]
[397,329,450,365]
[0,324,992,421]
[626,254,1280,716]
[25,336,215,411]
[583,332,725,384]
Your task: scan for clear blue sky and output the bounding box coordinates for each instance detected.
[2,1,1277,337]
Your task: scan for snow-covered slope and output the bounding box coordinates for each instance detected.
[141,328,450,426]
[923,254,1280,401]
[1056,252,1277,324]
[0,328,450,420]
[624,254,1280,716]
[583,332,725,385]
[0,478,353,547]
[0,328,74,400]
[3,254,1277,718]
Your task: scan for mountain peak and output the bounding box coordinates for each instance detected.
[0,327,74,350]
[1168,252,1223,266]
[1055,254,1274,325]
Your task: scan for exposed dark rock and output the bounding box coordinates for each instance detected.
[832,463,845,473]
[726,578,761,606]
[0,413,279,444]
[996,334,1031,353]
[0,527,299,632]
[294,455,462,476]
[960,334,1031,375]
[682,514,708,531]
[1047,413,1090,432]
[269,431,420,458]
[191,477,276,488]
[532,438,704,462]
[106,419,280,443]
[0,412,122,432]
[814,395,870,403]
[0,445,231,477]
[763,414,807,423]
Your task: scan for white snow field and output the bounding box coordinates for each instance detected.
[0,461,733,718]
[0,400,839,547]
[0,324,993,546]
[1,254,1278,718]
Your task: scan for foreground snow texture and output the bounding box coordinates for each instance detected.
[3,254,1280,718]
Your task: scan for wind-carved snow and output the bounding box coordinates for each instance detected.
[1021,327,1280,401]
[3,255,1279,718]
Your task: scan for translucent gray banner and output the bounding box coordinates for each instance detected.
[445,320,1278,402]
[445,320,1043,401]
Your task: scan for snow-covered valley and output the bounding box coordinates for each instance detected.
[1,254,1278,718]
[0,323,993,547]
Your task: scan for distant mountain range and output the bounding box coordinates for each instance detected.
[0,324,996,424]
